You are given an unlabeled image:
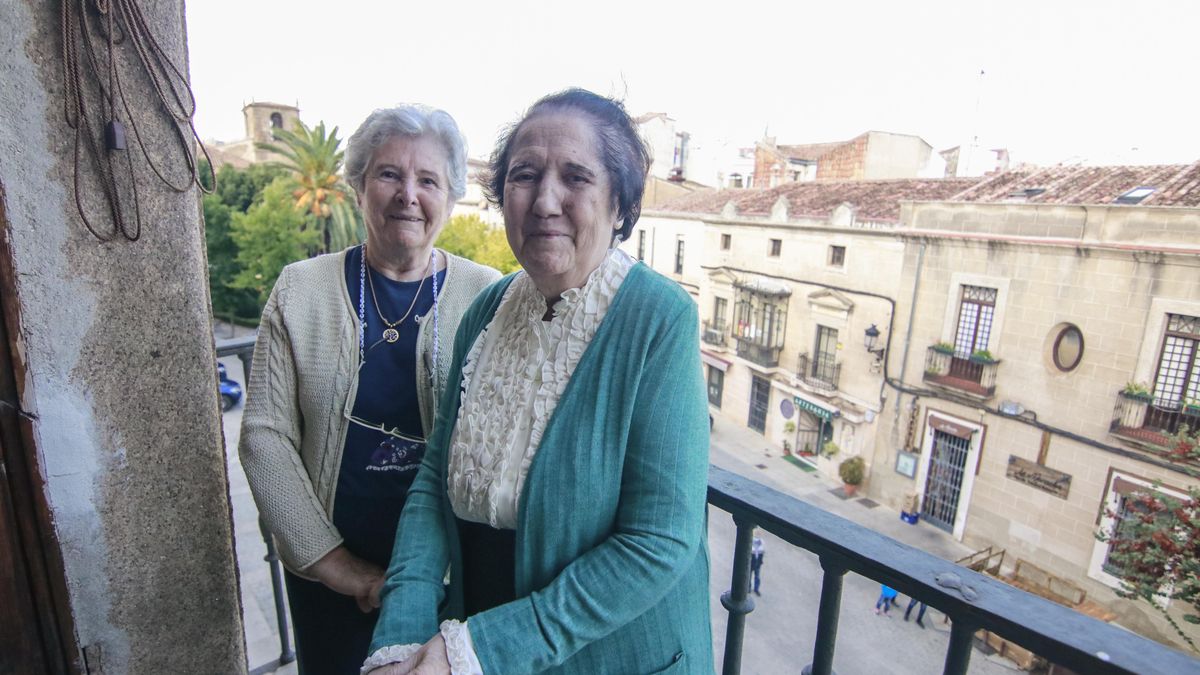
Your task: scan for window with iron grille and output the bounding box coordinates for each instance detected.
[1102,492,1150,577]
[713,296,728,323]
[828,245,845,267]
[953,285,998,357]
[674,238,684,274]
[769,239,781,257]
[812,325,838,382]
[636,230,645,260]
[1151,313,1200,409]
[721,233,731,250]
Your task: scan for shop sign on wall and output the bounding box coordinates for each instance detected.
[1006,456,1071,499]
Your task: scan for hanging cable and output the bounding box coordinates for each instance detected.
[61,0,215,242]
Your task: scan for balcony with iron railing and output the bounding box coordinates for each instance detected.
[1111,390,1200,451]
[923,344,1000,399]
[796,352,841,394]
[703,319,729,348]
[735,340,781,368]
[220,335,1198,675]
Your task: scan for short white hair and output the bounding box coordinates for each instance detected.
[344,104,468,200]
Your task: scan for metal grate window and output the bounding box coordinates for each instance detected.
[636,230,645,260]
[922,430,971,533]
[953,285,997,357]
[674,238,685,274]
[1152,314,1200,409]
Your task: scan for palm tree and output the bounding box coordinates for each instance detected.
[257,120,364,254]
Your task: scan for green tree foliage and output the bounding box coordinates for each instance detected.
[258,120,362,254]
[229,178,320,303]
[436,214,520,274]
[1099,429,1200,653]
[203,194,260,321]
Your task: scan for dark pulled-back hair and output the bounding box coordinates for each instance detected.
[484,88,652,242]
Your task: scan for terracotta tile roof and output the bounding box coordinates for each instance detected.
[653,178,981,222]
[775,141,846,162]
[948,162,1200,206]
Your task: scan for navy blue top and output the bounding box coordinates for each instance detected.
[335,245,446,567]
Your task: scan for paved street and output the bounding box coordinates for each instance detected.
[220,349,1020,674]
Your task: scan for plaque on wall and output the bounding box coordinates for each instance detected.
[1006,456,1071,499]
[895,451,918,479]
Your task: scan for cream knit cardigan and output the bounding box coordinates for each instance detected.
[239,247,500,573]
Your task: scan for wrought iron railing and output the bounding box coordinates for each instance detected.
[216,336,296,672]
[923,345,999,398]
[735,340,781,368]
[708,465,1198,675]
[1111,390,1200,447]
[796,352,841,393]
[703,319,729,347]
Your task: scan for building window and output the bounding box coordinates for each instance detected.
[1052,325,1085,371]
[270,112,284,128]
[713,296,728,323]
[707,366,724,408]
[1116,186,1156,205]
[674,238,685,274]
[812,326,839,383]
[1146,314,1200,432]
[954,285,998,357]
[1091,473,1189,588]
[733,285,789,367]
[721,233,731,250]
[769,239,782,257]
[637,230,646,261]
[828,245,846,267]
[729,173,743,188]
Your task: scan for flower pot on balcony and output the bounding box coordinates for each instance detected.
[1118,393,1149,429]
[925,346,951,377]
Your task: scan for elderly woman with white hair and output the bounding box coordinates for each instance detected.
[240,104,500,674]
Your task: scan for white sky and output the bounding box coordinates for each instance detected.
[185,0,1199,177]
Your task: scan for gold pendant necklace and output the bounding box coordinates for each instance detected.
[367,254,430,343]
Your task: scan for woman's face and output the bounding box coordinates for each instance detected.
[502,111,620,297]
[358,134,452,257]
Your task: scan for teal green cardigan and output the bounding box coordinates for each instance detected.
[371,263,713,674]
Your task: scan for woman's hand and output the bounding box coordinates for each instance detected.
[306,545,384,612]
[389,634,451,675]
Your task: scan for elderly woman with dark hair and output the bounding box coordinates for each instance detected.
[363,89,713,674]
[239,104,500,674]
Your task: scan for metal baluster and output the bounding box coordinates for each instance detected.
[720,517,757,675]
[803,557,846,675]
[943,617,976,675]
[258,516,296,666]
[235,347,295,666]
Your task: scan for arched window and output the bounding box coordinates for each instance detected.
[270,112,283,128]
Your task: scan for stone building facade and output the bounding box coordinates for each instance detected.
[624,161,1200,651]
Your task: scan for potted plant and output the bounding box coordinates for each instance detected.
[782,420,796,455]
[839,456,866,497]
[1183,397,1200,417]
[969,349,998,364]
[926,342,954,377]
[1118,381,1153,429]
[821,440,840,459]
[932,341,955,355]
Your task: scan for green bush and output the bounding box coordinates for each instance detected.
[838,456,866,485]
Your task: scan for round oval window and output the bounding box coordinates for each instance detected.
[1052,325,1084,371]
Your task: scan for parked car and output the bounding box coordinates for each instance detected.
[218,362,243,412]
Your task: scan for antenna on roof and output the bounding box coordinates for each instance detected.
[966,68,986,175]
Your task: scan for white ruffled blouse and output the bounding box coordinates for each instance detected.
[361,248,634,675]
[447,248,634,529]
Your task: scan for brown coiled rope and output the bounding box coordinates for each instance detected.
[61,0,216,242]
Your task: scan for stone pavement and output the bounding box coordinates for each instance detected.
[220,351,1017,674]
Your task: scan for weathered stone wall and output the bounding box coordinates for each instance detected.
[0,1,245,671]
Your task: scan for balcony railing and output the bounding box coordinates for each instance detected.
[1111,391,1200,447]
[923,346,999,398]
[703,319,729,347]
[796,352,841,393]
[708,465,1197,675]
[736,340,781,368]
[217,336,296,672]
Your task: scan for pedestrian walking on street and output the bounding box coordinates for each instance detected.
[904,597,928,628]
[750,537,765,596]
[874,585,898,615]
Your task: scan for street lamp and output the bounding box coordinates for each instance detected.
[864,324,885,360]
